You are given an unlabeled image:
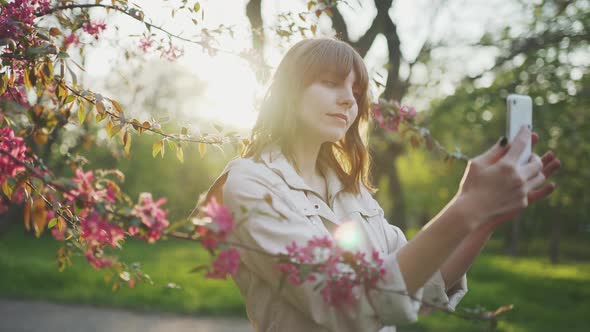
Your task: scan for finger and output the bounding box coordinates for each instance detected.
[521,153,543,180]
[526,171,546,192]
[473,136,509,165]
[504,126,531,163]
[542,158,562,179]
[541,151,555,165]
[532,132,539,147]
[528,183,557,203]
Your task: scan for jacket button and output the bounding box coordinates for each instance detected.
[314,204,319,209]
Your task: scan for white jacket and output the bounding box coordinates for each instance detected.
[205,144,468,332]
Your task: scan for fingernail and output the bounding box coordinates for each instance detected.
[499,136,508,147]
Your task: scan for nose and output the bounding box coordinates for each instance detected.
[338,89,355,109]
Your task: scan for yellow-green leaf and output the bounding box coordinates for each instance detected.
[194,2,200,12]
[110,98,125,114]
[23,69,33,90]
[77,107,86,124]
[57,217,65,232]
[2,180,13,199]
[96,100,106,115]
[48,218,58,229]
[64,94,76,104]
[176,145,184,163]
[123,131,131,156]
[167,140,177,151]
[0,72,7,95]
[96,111,108,123]
[198,142,206,157]
[152,140,163,158]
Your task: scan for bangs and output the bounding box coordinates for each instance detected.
[300,40,369,98]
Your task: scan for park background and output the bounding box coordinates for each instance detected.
[1,0,589,331]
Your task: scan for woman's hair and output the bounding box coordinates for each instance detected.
[242,37,376,194]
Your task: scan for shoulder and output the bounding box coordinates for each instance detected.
[222,157,283,193]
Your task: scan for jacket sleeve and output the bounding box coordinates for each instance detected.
[221,161,425,332]
[383,219,468,313]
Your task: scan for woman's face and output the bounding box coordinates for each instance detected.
[296,69,360,143]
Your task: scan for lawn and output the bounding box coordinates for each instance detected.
[1,224,589,331]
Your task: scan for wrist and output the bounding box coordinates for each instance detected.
[450,193,487,233]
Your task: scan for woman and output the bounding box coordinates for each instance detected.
[203,38,561,332]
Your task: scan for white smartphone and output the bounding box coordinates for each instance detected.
[506,94,533,165]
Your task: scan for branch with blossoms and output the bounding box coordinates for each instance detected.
[371,98,471,162]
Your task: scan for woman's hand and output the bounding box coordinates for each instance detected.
[454,126,559,231]
[486,132,561,229]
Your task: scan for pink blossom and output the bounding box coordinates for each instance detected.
[84,250,114,270]
[127,225,140,236]
[131,192,170,243]
[0,126,30,184]
[275,236,387,307]
[203,197,234,234]
[196,197,235,250]
[160,43,184,61]
[64,169,105,205]
[0,0,50,40]
[80,212,125,249]
[63,33,80,49]
[82,20,107,39]
[371,101,416,133]
[51,225,66,241]
[138,34,154,52]
[205,248,241,279]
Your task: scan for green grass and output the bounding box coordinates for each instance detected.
[405,255,590,332]
[1,224,589,331]
[0,225,245,317]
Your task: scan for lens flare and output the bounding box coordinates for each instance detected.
[334,220,362,250]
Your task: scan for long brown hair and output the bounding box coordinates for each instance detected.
[242,38,376,194]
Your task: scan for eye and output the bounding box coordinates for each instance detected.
[321,80,337,87]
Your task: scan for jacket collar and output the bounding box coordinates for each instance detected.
[259,144,345,201]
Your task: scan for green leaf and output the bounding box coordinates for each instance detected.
[64,94,76,104]
[2,180,13,199]
[152,140,163,158]
[193,2,200,12]
[176,145,184,163]
[77,107,86,124]
[48,218,58,229]
[198,142,206,157]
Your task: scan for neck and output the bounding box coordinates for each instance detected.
[289,137,323,184]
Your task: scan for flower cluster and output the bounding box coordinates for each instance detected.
[276,236,386,307]
[372,101,417,132]
[195,197,235,250]
[80,211,125,250]
[64,169,116,206]
[82,20,107,39]
[130,192,170,243]
[191,197,241,279]
[0,126,30,184]
[138,34,155,52]
[205,248,240,279]
[0,0,50,40]
[63,33,80,49]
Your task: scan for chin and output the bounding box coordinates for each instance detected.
[321,129,347,143]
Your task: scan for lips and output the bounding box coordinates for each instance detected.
[327,113,348,123]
